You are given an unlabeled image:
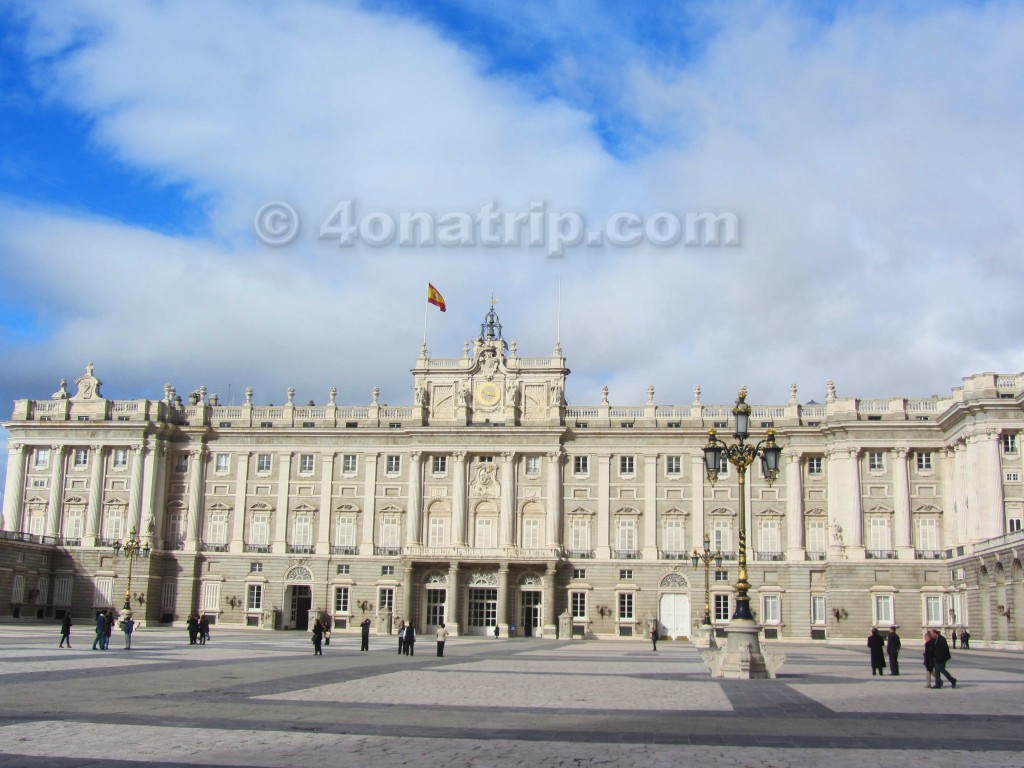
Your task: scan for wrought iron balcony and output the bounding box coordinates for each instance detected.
[565,549,595,559]
[806,551,827,561]
[201,543,230,552]
[243,544,272,553]
[286,545,315,555]
[330,545,360,555]
[661,550,689,560]
[753,550,786,561]
[611,549,642,560]
[915,549,945,560]
[866,549,897,559]
[374,546,402,556]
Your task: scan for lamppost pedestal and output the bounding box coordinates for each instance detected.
[701,618,784,679]
[692,623,718,649]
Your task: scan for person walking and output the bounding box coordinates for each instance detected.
[931,630,957,689]
[961,630,971,649]
[867,627,886,675]
[886,626,901,675]
[950,628,958,649]
[404,622,416,655]
[923,630,936,688]
[121,614,135,650]
[198,615,210,645]
[59,613,72,648]
[651,625,659,652]
[103,610,114,650]
[92,611,106,650]
[311,618,324,655]
[493,625,500,638]
[360,618,371,651]
[436,623,449,657]
[397,620,406,654]
[187,615,199,645]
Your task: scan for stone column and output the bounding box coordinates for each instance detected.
[542,564,557,637]
[785,452,804,560]
[317,453,335,552]
[691,453,706,552]
[447,561,461,635]
[406,452,423,546]
[451,451,467,547]
[545,451,563,548]
[139,439,160,544]
[84,445,104,544]
[127,444,146,534]
[847,448,865,558]
[150,443,169,549]
[273,452,292,551]
[400,568,414,627]
[45,445,67,539]
[497,563,510,636]
[231,452,250,550]
[596,453,611,559]
[500,451,516,548]
[982,431,1005,539]
[360,453,379,554]
[1,443,26,532]
[185,446,207,551]
[643,454,658,559]
[892,448,913,557]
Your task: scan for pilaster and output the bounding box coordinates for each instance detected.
[447,561,461,635]
[1,443,26,532]
[500,451,516,548]
[273,451,292,550]
[546,451,563,548]
[185,446,207,551]
[230,452,250,550]
[452,451,467,547]
[892,447,913,558]
[45,445,67,539]
[690,453,706,552]
[405,452,422,546]
[596,453,611,559]
[642,454,658,559]
[127,444,145,534]
[360,453,379,554]
[317,452,335,550]
[785,452,805,560]
[84,445,103,544]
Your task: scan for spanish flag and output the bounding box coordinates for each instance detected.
[427,283,446,312]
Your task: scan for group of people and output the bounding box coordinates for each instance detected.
[951,628,971,649]
[396,620,416,654]
[867,626,958,689]
[186,614,211,645]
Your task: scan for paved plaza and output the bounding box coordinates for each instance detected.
[0,626,1021,767]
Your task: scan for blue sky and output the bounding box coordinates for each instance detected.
[0,0,1022,483]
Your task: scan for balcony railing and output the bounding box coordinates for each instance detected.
[806,551,827,561]
[201,543,230,553]
[565,549,595,559]
[753,551,786,561]
[866,549,897,559]
[243,544,272,553]
[61,538,82,547]
[611,549,641,560]
[661,550,689,560]
[286,545,315,555]
[718,551,737,561]
[97,537,119,548]
[915,549,945,560]
[374,546,402,556]
[330,545,360,555]
[167,540,185,551]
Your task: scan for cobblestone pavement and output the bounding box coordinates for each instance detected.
[0,626,1020,767]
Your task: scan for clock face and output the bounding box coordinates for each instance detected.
[475,382,501,407]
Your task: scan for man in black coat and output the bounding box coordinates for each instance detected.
[360,618,371,651]
[931,630,957,689]
[886,626,901,675]
[867,627,886,675]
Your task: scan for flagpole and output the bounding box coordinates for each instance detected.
[422,296,429,351]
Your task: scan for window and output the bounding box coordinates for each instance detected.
[103,509,125,541]
[762,594,780,624]
[573,456,589,475]
[572,568,586,580]
[215,453,230,473]
[619,569,633,580]
[807,519,826,553]
[202,582,221,612]
[166,512,185,547]
[874,594,894,625]
[916,452,932,471]
[174,453,188,473]
[334,586,350,613]
[31,479,47,488]
[208,513,228,545]
[811,595,825,625]
[619,455,635,475]
[426,589,447,626]
[335,516,356,548]
[381,565,395,576]
[247,584,263,611]
[342,454,358,473]
[432,455,447,475]
[618,592,634,620]
[380,517,400,548]
[714,570,729,581]
[666,455,681,475]
[868,451,884,471]
[299,454,314,474]
[869,517,892,551]
[917,518,939,551]
[1009,518,1022,533]
[522,518,541,549]
[428,516,447,547]
[712,519,731,553]
[807,457,823,475]
[616,518,637,551]
[112,449,128,469]
[378,587,394,612]
[475,517,494,548]
[34,448,50,469]
[663,519,684,552]
[524,456,541,475]
[336,564,350,575]
[571,591,587,618]
[759,519,780,553]
[570,518,590,551]
[251,562,263,573]
[64,510,84,541]
[714,594,730,622]
[94,577,112,608]
[477,455,494,463]
[925,595,943,625]
[1006,472,1021,483]
[250,514,270,546]
[257,454,272,473]
[54,576,73,606]
[386,454,401,474]
[74,448,89,468]
[1002,434,1018,454]
[162,581,177,612]
[717,454,729,475]
[292,516,313,546]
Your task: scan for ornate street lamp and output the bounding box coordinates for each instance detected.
[113,526,151,612]
[691,533,724,628]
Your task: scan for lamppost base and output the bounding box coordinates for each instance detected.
[700,619,785,679]
[691,624,718,649]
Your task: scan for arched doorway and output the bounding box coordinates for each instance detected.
[658,573,691,639]
[285,565,314,630]
[519,572,543,637]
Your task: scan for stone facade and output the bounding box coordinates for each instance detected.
[1,308,1023,647]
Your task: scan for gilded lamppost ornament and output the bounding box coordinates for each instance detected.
[113,525,151,613]
[691,533,723,649]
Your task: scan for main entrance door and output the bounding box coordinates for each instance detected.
[659,593,691,639]
[520,590,541,637]
[425,587,447,632]
[468,587,497,636]
[290,585,312,630]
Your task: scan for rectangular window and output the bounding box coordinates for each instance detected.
[64,510,84,541]
[292,516,313,546]
[666,455,681,475]
[54,576,73,606]
[257,454,272,473]
[161,581,177,612]
[432,455,447,475]
[378,587,395,612]
[1002,433,1018,454]
[868,451,884,471]
[251,562,263,573]
[426,588,447,626]
[299,454,314,474]
[715,570,728,581]
[1006,472,1020,483]
[616,518,637,551]
[925,595,943,625]
[93,578,113,607]
[523,518,541,549]
[570,518,590,551]
[386,454,401,474]
[619,455,635,475]
[573,456,589,475]
[874,594,894,625]
[524,456,541,475]
[202,582,221,612]
[916,452,932,471]
[34,448,50,469]
[807,457,823,475]
[247,584,263,611]
[1010,518,1023,533]
[712,519,731,553]
[428,516,446,547]
[250,514,270,546]
[215,453,230,473]
[112,448,128,469]
[477,455,493,463]
[811,595,825,625]
[619,569,633,580]
[571,591,587,618]
[342,454,358,473]
[572,568,586,580]
[165,512,184,547]
[714,594,730,622]
[663,519,683,552]
[475,517,494,548]
[869,517,892,551]
[381,565,395,576]
[103,510,124,542]
[334,586,350,613]
[11,574,26,604]
[807,519,826,553]
[335,516,356,547]
[381,517,400,547]
[717,454,729,475]
[759,519,780,553]
[617,592,634,620]
[208,513,228,545]
[336,564,350,575]
[74,448,89,468]
[762,594,780,624]
[916,518,939,551]
[174,453,188,473]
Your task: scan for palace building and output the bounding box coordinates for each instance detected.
[2,306,1023,648]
